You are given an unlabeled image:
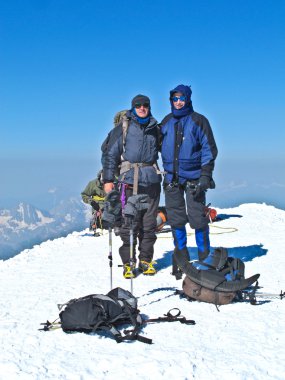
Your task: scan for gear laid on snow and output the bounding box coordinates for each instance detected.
[240,287,285,305]
[174,247,260,306]
[40,288,196,344]
[146,308,195,325]
[40,287,151,343]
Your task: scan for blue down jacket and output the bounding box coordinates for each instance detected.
[102,111,161,186]
[160,111,218,184]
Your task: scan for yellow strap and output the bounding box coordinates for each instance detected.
[92,195,105,201]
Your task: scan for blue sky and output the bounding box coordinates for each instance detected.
[1,0,284,210]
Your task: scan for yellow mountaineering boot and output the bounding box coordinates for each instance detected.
[138,261,157,275]
[123,263,136,279]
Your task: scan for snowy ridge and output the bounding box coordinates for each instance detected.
[0,199,90,260]
[0,203,284,379]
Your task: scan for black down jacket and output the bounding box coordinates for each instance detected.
[101,111,161,187]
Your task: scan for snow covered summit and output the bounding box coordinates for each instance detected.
[0,203,284,379]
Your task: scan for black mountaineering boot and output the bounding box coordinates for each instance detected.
[198,250,209,261]
[172,247,182,280]
[172,247,190,280]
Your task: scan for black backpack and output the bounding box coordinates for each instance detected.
[60,287,152,343]
[101,110,130,156]
[40,287,196,343]
[40,287,151,343]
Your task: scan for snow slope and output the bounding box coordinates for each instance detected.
[0,203,284,380]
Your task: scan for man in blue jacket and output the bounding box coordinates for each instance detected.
[102,94,161,278]
[160,84,218,278]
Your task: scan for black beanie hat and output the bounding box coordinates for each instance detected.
[131,94,150,109]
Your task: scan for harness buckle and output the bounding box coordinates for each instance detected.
[167,181,178,188]
[186,180,198,194]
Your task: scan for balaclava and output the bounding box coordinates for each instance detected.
[169,84,193,118]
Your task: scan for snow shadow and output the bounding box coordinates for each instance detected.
[155,250,173,272]
[138,287,179,308]
[215,213,243,221]
[223,244,267,262]
[155,244,267,272]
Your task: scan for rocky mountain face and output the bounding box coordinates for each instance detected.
[0,199,91,260]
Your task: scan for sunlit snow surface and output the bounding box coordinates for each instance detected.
[0,203,284,380]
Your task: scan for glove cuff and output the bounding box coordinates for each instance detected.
[200,164,213,178]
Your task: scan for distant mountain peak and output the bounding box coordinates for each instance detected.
[0,197,90,260]
[13,202,49,225]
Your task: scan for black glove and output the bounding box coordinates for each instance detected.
[193,176,215,200]
[124,194,149,218]
[90,200,100,212]
[105,190,121,207]
[102,190,122,229]
[123,194,149,227]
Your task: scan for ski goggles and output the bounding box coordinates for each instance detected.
[134,103,150,109]
[172,96,186,102]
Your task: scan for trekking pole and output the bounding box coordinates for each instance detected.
[108,226,113,290]
[129,218,134,294]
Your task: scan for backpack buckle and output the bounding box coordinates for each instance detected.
[165,308,181,319]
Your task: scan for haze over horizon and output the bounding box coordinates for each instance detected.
[1,1,284,211]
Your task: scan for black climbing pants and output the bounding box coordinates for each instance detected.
[164,182,209,230]
[119,183,160,265]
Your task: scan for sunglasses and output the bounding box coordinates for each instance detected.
[134,103,150,109]
[172,96,186,102]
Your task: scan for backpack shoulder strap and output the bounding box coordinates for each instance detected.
[112,110,130,153]
[121,114,130,152]
[108,300,152,344]
[144,308,196,326]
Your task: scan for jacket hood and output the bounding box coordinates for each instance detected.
[169,84,193,118]
[170,84,192,103]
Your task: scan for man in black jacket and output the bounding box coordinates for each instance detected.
[101,95,161,278]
